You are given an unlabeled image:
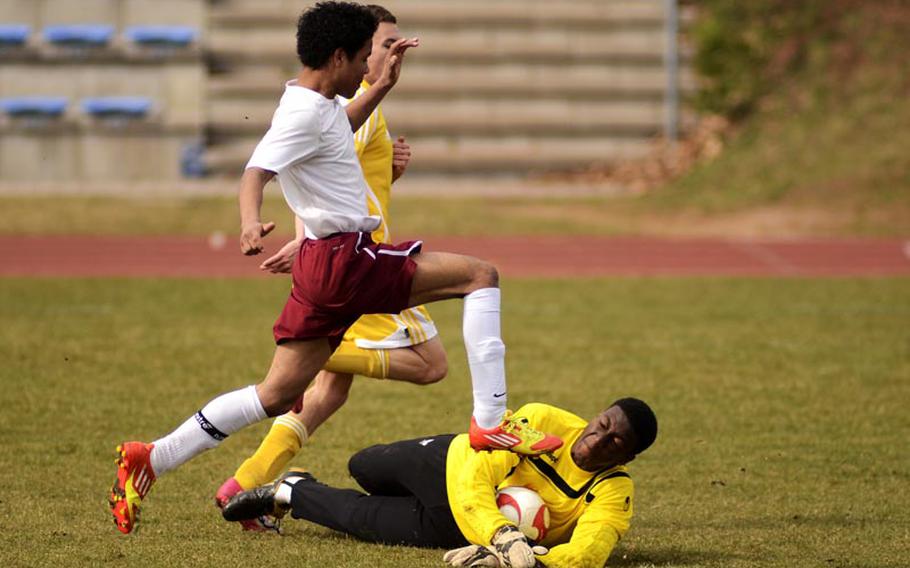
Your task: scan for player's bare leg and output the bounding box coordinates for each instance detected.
[409,252,563,455]
[386,336,448,384]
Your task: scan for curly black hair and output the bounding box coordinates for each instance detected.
[611,397,658,455]
[296,2,379,69]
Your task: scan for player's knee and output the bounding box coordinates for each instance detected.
[416,357,448,384]
[471,261,499,289]
[347,444,383,483]
[258,389,300,416]
[462,259,499,292]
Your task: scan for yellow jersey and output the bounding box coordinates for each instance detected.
[352,80,393,244]
[338,81,436,351]
[446,403,635,568]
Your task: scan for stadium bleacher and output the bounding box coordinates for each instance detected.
[0,0,205,182]
[0,96,68,118]
[43,24,115,47]
[0,0,692,183]
[205,0,694,178]
[0,24,30,47]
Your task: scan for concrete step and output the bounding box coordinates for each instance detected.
[209,64,693,100]
[210,0,677,29]
[207,98,689,137]
[205,135,652,176]
[207,26,685,65]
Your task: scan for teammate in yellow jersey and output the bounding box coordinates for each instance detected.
[222,399,658,568]
[214,5,451,529]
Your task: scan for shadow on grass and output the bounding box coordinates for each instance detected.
[611,545,732,566]
[291,527,734,566]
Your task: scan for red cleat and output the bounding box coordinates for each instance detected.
[109,442,156,534]
[469,411,563,455]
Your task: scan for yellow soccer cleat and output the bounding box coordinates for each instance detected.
[109,442,156,534]
[469,411,563,455]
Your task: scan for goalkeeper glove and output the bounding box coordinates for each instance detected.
[443,545,500,567]
[491,525,538,568]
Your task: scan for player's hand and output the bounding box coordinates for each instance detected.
[239,221,276,255]
[443,545,500,567]
[490,526,538,568]
[392,136,411,182]
[259,238,301,273]
[376,37,419,89]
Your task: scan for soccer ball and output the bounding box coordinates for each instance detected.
[495,486,550,542]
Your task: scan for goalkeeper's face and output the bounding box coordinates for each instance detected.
[571,405,637,472]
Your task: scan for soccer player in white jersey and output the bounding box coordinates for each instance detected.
[109,2,561,535]
[214,6,452,530]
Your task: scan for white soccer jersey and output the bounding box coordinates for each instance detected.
[246,81,381,239]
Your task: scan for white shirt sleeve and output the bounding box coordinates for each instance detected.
[246,107,321,174]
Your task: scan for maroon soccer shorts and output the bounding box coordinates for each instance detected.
[273,232,422,345]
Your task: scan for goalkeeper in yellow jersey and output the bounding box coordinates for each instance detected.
[215,5,451,528]
[222,399,658,568]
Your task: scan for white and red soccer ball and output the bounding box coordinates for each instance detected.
[495,486,550,542]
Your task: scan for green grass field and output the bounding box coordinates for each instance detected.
[1,277,908,567]
[2,184,908,239]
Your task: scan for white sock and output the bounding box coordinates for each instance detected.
[274,476,302,506]
[150,385,267,476]
[464,288,507,428]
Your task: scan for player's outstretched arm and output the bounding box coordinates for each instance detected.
[346,37,419,131]
[238,167,277,255]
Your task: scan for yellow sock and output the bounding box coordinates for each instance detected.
[233,414,308,490]
[324,341,389,379]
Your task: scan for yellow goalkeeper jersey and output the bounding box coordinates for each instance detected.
[446,403,635,568]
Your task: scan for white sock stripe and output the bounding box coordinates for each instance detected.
[274,416,308,444]
[281,419,309,445]
[275,414,307,432]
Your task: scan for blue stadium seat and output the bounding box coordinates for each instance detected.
[0,97,68,117]
[43,24,115,47]
[124,25,197,47]
[180,141,207,178]
[81,97,153,118]
[0,24,30,46]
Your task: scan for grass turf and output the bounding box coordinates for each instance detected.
[2,187,908,239]
[0,278,908,567]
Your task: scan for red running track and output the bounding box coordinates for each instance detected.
[1,235,909,278]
